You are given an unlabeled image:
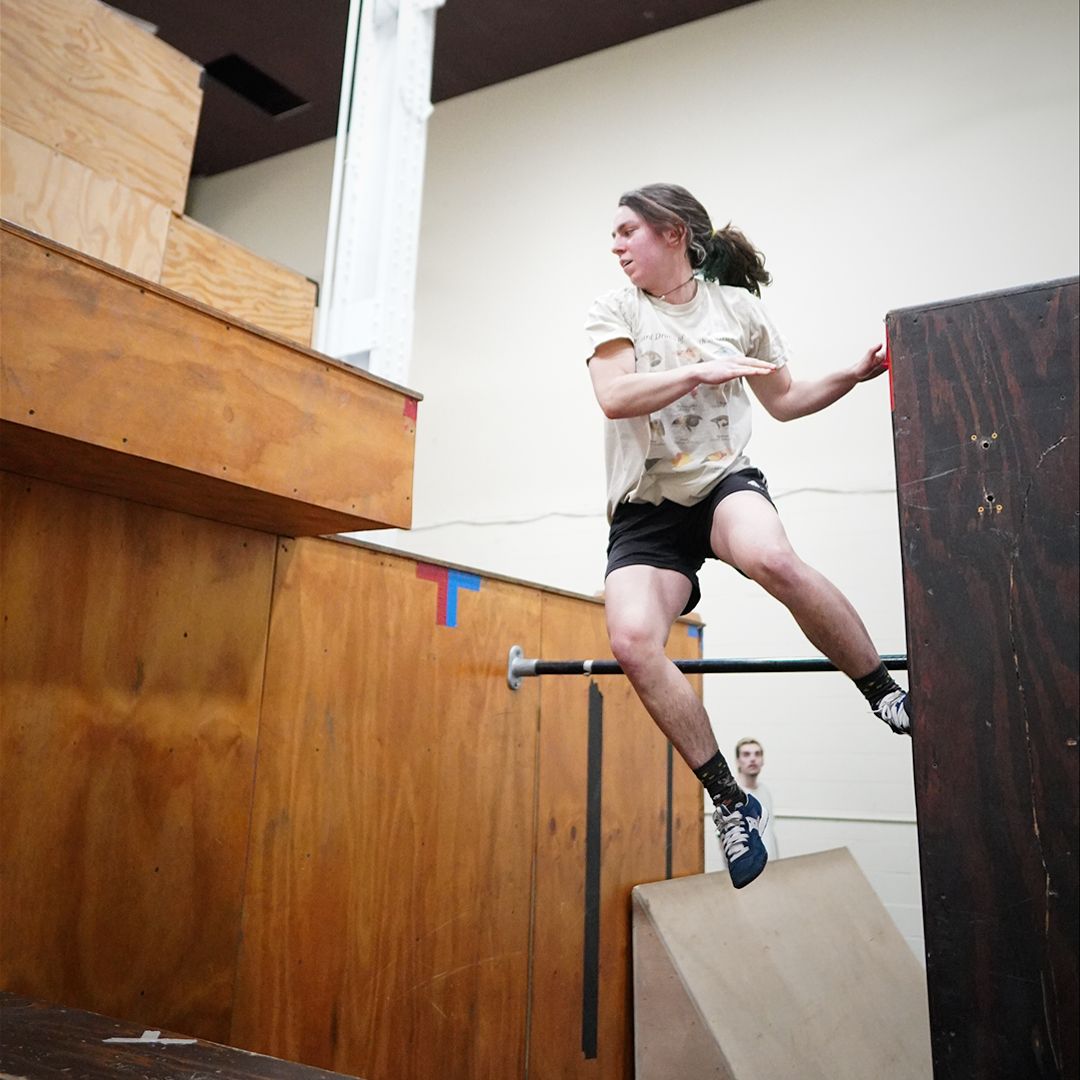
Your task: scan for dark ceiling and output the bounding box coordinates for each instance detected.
[106,0,757,177]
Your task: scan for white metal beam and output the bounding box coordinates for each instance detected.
[316,0,444,385]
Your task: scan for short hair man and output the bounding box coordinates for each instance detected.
[732,738,778,861]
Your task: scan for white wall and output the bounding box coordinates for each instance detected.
[188,0,1080,963]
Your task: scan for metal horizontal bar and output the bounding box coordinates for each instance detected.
[506,645,906,690]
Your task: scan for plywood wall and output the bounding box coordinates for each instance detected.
[0,125,172,281]
[230,541,543,1078]
[161,215,317,347]
[0,475,277,1041]
[0,481,705,1078]
[0,0,317,349]
[530,595,704,1080]
[0,0,202,212]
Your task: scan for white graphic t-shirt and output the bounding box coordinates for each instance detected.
[585,280,790,520]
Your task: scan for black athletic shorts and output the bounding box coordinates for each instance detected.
[605,467,777,616]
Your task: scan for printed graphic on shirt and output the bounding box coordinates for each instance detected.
[584,281,790,516]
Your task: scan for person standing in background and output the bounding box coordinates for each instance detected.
[732,738,778,861]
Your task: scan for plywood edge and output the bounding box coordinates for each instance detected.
[631,890,734,1079]
[0,425,408,537]
[327,534,705,626]
[886,276,1080,319]
[161,214,318,347]
[0,126,170,280]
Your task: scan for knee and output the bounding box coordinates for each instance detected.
[740,545,805,593]
[608,622,665,673]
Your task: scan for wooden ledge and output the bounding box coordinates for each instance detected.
[0,221,420,536]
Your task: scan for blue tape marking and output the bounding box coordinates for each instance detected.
[445,571,481,628]
[687,625,703,639]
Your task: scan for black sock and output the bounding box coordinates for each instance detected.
[693,750,743,809]
[854,662,901,709]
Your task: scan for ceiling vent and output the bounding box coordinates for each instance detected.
[204,54,309,118]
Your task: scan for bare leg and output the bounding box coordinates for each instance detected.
[709,491,881,678]
[603,564,719,769]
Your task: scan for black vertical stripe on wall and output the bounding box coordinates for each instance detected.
[581,681,603,1060]
[665,742,674,880]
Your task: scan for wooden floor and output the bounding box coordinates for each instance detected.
[0,992,362,1079]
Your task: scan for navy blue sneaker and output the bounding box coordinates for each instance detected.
[714,792,769,889]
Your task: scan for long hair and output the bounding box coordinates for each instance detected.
[617,183,771,297]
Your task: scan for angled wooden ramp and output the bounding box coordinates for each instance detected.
[632,848,932,1080]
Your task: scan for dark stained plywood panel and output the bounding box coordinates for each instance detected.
[529,596,704,1080]
[0,474,277,1042]
[888,278,1079,1080]
[0,223,417,536]
[0,993,363,1080]
[231,539,541,1080]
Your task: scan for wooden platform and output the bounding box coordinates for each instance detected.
[0,221,418,536]
[888,277,1079,1080]
[0,993,362,1079]
[632,851,933,1080]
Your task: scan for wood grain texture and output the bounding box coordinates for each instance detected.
[0,993,363,1080]
[0,0,201,211]
[0,224,417,535]
[529,597,704,1080]
[231,540,542,1080]
[0,475,277,1042]
[633,851,932,1080]
[0,126,170,280]
[888,278,1079,1080]
[161,215,317,348]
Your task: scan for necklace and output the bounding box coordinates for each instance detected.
[650,275,696,302]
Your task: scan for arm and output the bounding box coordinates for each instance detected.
[588,338,777,420]
[749,344,888,422]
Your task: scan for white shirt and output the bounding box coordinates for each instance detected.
[585,279,790,520]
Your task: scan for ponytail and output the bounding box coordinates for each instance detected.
[699,224,771,297]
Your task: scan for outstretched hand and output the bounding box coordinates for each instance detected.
[852,344,889,383]
[695,356,777,386]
